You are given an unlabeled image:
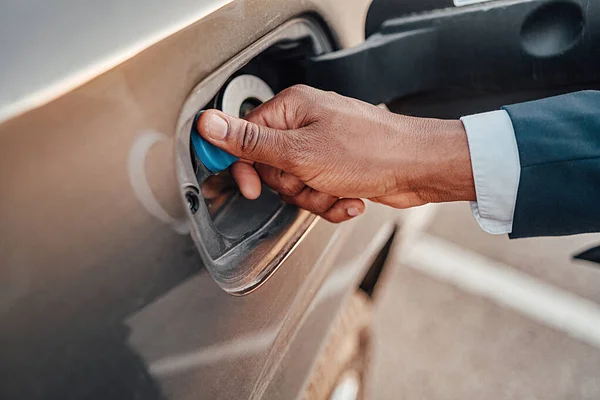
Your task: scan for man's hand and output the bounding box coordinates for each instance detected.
[197,85,475,223]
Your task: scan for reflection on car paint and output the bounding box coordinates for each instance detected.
[128,130,189,234]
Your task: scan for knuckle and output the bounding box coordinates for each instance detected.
[278,86,296,101]
[288,84,311,96]
[309,194,335,214]
[280,179,303,197]
[282,85,314,105]
[312,204,331,214]
[279,194,297,206]
[262,169,283,189]
[255,163,273,177]
[240,122,261,154]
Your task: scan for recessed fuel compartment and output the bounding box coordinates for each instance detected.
[175,18,332,295]
[195,36,323,239]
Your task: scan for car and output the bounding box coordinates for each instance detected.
[1,0,600,399]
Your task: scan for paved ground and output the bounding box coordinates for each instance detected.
[368,203,600,400]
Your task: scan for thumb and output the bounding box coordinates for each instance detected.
[197,109,293,168]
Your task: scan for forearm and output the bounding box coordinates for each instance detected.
[401,110,520,237]
[404,118,476,204]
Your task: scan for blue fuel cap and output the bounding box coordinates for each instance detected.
[190,111,238,173]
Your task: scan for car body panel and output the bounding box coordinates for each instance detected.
[0,0,369,124]
[0,1,405,399]
[0,0,232,123]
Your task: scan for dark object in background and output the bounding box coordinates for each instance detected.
[365,0,453,37]
[574,245,600,264]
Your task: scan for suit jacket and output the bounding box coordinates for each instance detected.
[503,91,600,238]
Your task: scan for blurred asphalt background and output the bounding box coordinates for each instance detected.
[367,202,600,400]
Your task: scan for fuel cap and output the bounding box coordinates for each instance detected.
[190,111,238,173]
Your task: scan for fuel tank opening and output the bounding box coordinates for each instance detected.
[219,74,274,117]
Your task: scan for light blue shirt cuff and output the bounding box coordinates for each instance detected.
[460,110,521,235]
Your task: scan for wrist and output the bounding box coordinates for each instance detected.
[408,118,476,203]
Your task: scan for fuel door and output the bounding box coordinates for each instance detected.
[175,18,332,296]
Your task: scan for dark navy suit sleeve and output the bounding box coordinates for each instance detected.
[502,91,600,238]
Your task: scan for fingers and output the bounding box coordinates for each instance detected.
[281,187,338,214]
[201,174,236,199]
[197,109,296,169]
[230,161,262,200]
[232,161,365,222]
[245,84,315,130]
[370,192,427,209]
[255,163,304,197]
[254,163,366,223]
[319,198,366,223]
[281,186,365,223]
